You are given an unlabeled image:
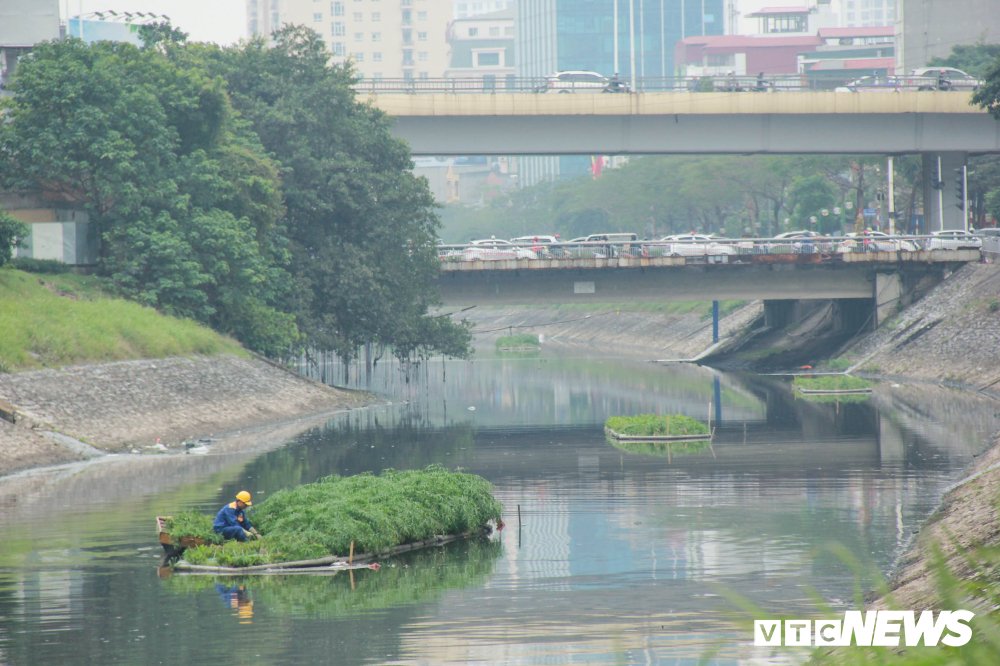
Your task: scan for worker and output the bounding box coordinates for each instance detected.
[213,490,260,542]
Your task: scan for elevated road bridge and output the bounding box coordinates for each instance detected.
[365,89,1000,229]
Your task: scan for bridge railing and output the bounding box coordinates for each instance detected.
[354,75,976,95]
[437,234,953,263]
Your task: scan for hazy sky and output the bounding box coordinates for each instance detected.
[67,0,248,45]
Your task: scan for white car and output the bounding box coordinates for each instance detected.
[908,67,983,91]
[461,238,537,261]
[837,231,920,253]
[834,75,904,93]
[542,70,610,93]
[926,230,983,250]
[652,234,736,257]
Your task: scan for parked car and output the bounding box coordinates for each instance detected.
[510,235,564,257]
[908,67,983,91]
[837,231,920,253]
[563,233,639,258]
[771,230,831,253]
[542,70,611,93]
[461,238,537,261]
[925,229,982,250]
[650,234,737,257]
[834,75,904,93]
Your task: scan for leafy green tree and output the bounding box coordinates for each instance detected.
[929,42,1000,79]
[972,52,1000,120]
[787,175,838,233]
[0,37,298,355]
[0,213,29,266]
[207,27,469,362]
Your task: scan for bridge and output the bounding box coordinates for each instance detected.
[364,89,1000,229]
[435,238,981,330]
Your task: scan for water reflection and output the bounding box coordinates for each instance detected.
[1,353,998,664]
[161,538,502,621]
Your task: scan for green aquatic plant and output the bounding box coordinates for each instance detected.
[604,414,711,437]
[178,465,503,567]
[496,333,540,350]
[164,511,223,545]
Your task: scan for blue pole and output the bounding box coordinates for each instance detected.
[712,300,719,343]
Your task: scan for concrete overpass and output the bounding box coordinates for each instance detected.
[366,91,1000,229]
[437,250,981,329]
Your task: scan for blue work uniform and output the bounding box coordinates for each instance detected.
[213,501,253,542]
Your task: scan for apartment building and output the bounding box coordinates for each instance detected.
[246,0,452,80]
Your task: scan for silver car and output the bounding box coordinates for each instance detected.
[926,230,983,250]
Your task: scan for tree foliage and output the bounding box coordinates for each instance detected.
[0,213,29,267]
[0,28,469,361]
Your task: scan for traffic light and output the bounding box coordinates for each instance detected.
[954,166,966,210]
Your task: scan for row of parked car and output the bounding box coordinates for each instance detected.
[441,229,988,262]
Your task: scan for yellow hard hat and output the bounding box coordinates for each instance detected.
[235,490,252,506]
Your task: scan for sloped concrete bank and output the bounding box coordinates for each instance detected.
[0,355,371,477]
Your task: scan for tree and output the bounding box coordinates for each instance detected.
[0,213,29,266]
[0,37,298,355]
[787,175,838,233]
[207,27,470,362]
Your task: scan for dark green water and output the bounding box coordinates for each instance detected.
[1,355,997,664]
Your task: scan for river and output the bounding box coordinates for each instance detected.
[0,352,997,665]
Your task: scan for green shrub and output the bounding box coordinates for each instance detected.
[793,375,872,392]
[9,257,75,274]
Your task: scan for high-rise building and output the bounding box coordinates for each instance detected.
[516,0,725,83]
[246,0,452,81]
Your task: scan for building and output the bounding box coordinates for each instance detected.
[897,0,1000,72]
[445,7,515,87]
[0,0,60,89]
[453,0,515,19]
[517,0,725,83]
[246,0,452,81]
[801,25,894,84]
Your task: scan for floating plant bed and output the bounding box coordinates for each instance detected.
[793,375,873,396]
[158,466,503,574]
[604,414,713,443]
[797,387,873,395]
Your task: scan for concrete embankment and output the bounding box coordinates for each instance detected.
[0,355,371,477]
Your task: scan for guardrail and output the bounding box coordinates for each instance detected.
[354,75,977,95]
[438,235,983,264]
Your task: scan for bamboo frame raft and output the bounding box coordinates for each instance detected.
[158,517,494,574]
[604,427,714,443]
[797,387,873,395]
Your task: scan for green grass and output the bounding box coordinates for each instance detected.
[605,414,711,437]
[176,466,503,567]
[825,358,853,371]
[0,267,244,371]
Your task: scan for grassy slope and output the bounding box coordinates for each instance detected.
[0,268,245,371]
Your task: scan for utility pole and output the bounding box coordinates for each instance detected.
[887,156,895,234]
[614,0,619,77]
[936,155,944,231]
[629,0,636,91]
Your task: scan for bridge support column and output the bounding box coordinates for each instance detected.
[874,272,902,327]
[922,152,967,232]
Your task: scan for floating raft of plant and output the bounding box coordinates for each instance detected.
[793,375,873,396]
[604,414,713,443]
[797,387,873,395]
[158,466,503,575]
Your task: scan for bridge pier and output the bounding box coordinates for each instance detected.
[923,152,968,232]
